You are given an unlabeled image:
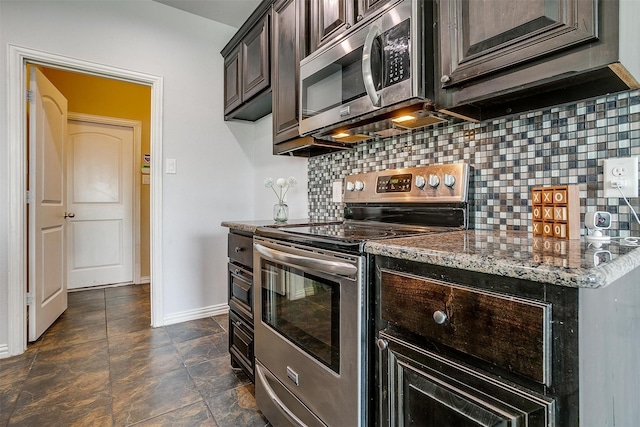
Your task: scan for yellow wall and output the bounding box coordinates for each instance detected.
[40,67,152,279]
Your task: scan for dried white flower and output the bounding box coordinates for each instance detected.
[264,176,297,204]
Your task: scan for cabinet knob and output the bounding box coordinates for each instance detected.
[433,310,448,325]
[235,320,243,327]
[235,246,243,253]
[346,23,352,29]
[234,269,241,275]
[376,338,388,351]
[440,75,451,83]
[356,14,363,21]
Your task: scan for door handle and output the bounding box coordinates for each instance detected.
[362,24,381,107]
[64,212,75,219]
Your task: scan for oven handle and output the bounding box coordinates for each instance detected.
[254,243,358,277]
[256,364,309,427]
[362,24,381,107]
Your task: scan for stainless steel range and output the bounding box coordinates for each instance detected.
[253,163,470,427]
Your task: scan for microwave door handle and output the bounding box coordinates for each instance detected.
[254,243,358,276]
[362,25,381,107]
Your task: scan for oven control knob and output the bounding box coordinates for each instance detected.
[346,181,355,192]
[376,339,388,351]
[443,173,456,188]
[433,310,448,325]
[428,174,440,188]
[354,180,365,191]
[415,175,426,189]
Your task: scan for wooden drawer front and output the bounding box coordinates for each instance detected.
[229,310,254,378]
[228,233,253,268]
[228,263,252,317]
[380,270,551,384]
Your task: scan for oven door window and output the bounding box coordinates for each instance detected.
[261,260,340,373]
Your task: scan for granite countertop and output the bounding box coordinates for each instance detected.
[365,230,640,288]
[221,219,312,233]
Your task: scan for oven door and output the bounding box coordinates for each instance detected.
[253,237,365,427]
[299,0,418,137]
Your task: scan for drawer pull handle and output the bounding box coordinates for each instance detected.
[235,247,243,253]
[433,310,448,325]
[376,338,388,351]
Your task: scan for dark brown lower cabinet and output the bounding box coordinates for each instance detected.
[375,254,640,426]
[227,231,255,382]
[378,331,554,427]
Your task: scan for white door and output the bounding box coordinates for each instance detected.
[66,119,135,289]
[28,67,68,341]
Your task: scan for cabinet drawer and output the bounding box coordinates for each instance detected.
[228,263,253,318]
[380,269,551,384]
[228,232,253,267]
[229,310,254,379]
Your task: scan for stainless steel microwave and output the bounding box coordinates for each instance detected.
[299,0,445,144]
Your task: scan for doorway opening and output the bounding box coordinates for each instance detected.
[7,45,164,356]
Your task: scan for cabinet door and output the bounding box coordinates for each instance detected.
[439,0,597,88]
[378,332,554,427]
[273,0,302,143]
[357,0,387,18]
[242,13,271,101]
[223,47,242,115]
[310,0,355,52]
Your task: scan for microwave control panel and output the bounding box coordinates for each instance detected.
[382,19,411,87]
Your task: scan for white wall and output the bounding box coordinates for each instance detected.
[0,0,308,355]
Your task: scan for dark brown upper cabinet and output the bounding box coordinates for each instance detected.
[308,0,395,54]
[272,0,304,144]
[272,0,344,157]
[309,0,356,53]
[436,0,640,121]
[221,1,272,121]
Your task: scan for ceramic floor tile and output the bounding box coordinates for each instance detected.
[205,384,269,427]
[174,335,227,367]
[166,318,225,343]
[38,322,107,351]
[108,326,173,354]
[187,357,250,400]
[3,284,269,427]
[110,343,183,383]
[132,401,218,427]
[111,367,202,426]
[106,313,152,337]
[10,369,112,426]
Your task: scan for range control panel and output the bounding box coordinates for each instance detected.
[344,164,470,204]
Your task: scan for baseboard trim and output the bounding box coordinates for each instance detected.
[162,303,229,326]
[139,276,151,284]
[0,344,10,359]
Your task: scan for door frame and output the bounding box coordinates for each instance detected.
[7,44,164,356]
[67,112,143,287]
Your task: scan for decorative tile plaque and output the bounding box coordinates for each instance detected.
[531,185,580,239]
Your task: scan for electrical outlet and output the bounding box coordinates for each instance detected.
[332,181,343,203]
[603,157,638,198]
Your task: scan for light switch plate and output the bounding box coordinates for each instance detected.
[332,181,343,203]
[165,158,177,174]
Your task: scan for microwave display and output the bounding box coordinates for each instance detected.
[301,18,411,119]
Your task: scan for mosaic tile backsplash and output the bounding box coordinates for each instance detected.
[308,89,640,238]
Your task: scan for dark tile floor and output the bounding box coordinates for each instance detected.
[0,284,270,426]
